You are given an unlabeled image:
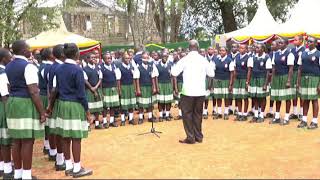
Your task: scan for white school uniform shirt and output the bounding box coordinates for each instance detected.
[15,55,39,85]
[121,63,140,79]
[297,48,319,66]
[83,63,103,81]
[171,51,215,97]
[0,65,9,97]
[271,48,295,66]
[104,63,122,80]
[136,62,159,79]
[247,53,272,70]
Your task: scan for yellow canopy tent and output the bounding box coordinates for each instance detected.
[26,17,100,50]
[276,0,320,39]
[215,0,279,44]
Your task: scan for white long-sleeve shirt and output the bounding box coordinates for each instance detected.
[171,51,215,97]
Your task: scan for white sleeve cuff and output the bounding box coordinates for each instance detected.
[24,64,39,85]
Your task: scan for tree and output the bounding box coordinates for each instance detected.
[0,0,62,47]
[182,0,298,36]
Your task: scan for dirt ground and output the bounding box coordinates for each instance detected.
[32,100,320,179]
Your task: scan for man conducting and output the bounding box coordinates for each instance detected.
[172,40,215,144]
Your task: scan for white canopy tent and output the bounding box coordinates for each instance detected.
[216,0,279,44]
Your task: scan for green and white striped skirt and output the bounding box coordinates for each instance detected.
[299,75,320,100]
[210,79,218,98]
[41,95,49,130]
[48,100,59,135]
[6,97,44,139]
[138,85,157,108]
[249,77,269,98]
[214,79,232,99]
[0,101,11,145]
[86,89,103,113]
[157,82,173,104]
[292,70,298,98]
[56,100,88,139]
[271,74,294,101]
[120,84,137,110]
[233,78,248,99]
[103,87,120,108]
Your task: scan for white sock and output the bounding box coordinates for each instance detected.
[275,112,280,119]
[284,113,289,121]
[0,161,4,171]
[166,111,170,117]
[110,116,114,123]
[312,118,318,124]
[56,153,64,166]
[179,109,182,116]
[302,116,307,122]
[229,105,232,111]
[44,140,50,150]
[300,108,303,115]
[103,117,107,124]
[243,112,248,116]
[293,106,298,115]
[269,107,273,114]
[258,107,261,113]
[73,162,81,173]
[236,107,239,111]
[4,162,12,173]
[213,106,216,112]
[148,112,152,119]
[224,107,229,115]
[22,169,32,180]
[49,148,57,156]
[129,113,134,121]
[14,169,22,179]
[252,107,255,112]
[259,112,264,118]
[65,159,73,171]
[159,111,163,118]
[121,114,125,122]
[95,121,100,126]
[203,109,208,115]
[238,112,243,116]
[175,100,178,105]
[139,113,143,119]
[218,107,222,114]
[254,110,259,118]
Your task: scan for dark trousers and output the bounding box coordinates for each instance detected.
[180,95,205,141]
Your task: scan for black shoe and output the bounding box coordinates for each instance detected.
[179,139,196,144]
[223,114,229,120]
[256,117,264,123]
[129,120,136,125]
[0,170,3,177]
[297,121,308,128]
[165,116,172,121]
[280,120,290,126]
[234,110,238,116]
[212,111,218,117]
[55,163,66,171]
[216,114,223,119]
[241,115,248,121]
[174,116,182,120]
[235,115,242,121]
[270,118,281,124]
[43,147,49,155]
[72,167,93,178]
[249,117,258,123]
[138,118,143,125]
[103,122,109,129]
[120,121,125,126]
[95,124,103,129]
[307,122,318,130]
[110,122,118,127]
[65,169,73,176]
[48,154,56,161]
[289,114,298,120]
[266,113,274,119]
[203,114,208,119]
[298,114,303,121]
[195,138,203,143]
[228,109,233,115]
[248,111,254,117]
[3,171,13,179]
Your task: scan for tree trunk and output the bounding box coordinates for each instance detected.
[170,1,183,43]
[159,0,166,43]
[217,0,237,33]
